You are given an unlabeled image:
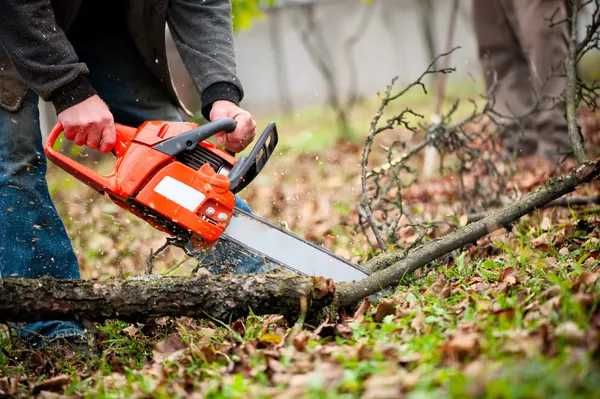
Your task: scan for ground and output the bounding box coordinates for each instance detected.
[0,91,599,398]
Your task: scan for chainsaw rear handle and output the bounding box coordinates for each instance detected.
[153,118,237,156]
[45,122,137,194]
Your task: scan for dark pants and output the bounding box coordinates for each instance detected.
[473,0,570,158]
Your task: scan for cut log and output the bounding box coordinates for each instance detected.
[0,274,334,322]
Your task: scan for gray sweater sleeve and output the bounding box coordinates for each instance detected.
[0,0,96,112]
[167,0,244,118]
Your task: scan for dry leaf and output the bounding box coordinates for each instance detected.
[260,315,287,336]
[121,325,139,337]
[259,333,283,346]
[555,321,586,345]
[532,233,552,249]
[292,331,311,352]
[312,277,336,299]
[410,311,425,334]
[442,332,480,362]
[231,319,246,336]
[374,299,397,322]
[335,323,353,339]
[153,333,187,363]
[32,374,70,395]
[500,267,518,286]
[574,271,599,291]
[0,377,19,397]
[288,362,344,390]
[352,298,370,322]
[362,373,404,399]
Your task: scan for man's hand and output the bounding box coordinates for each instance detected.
[57,95,117,153]
[210,100,257,153]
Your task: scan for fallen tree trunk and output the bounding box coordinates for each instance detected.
[0,274,333,322]
[0,160,598,322]
[337,160,600,307]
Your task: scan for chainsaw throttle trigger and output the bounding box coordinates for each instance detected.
[153,118,237,156]
[229,122,278,194]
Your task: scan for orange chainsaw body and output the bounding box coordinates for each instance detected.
[45,121,237,245]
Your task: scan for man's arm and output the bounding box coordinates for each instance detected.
[0,0,94,111]
[0,0,115,151]
[167,0,256,153]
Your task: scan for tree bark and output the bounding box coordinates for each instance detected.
[0,274,334,323]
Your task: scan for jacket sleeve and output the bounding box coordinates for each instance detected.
[167,0,244,119]
[0,0,96,113]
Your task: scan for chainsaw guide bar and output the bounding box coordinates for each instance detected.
[220,209,368,282]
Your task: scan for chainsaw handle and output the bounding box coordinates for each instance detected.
[44,122,136,194]
[153,118,237,156]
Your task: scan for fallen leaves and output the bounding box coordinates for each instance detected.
[442,328,481,363]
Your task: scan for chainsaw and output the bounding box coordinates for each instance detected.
[45,119,367,282]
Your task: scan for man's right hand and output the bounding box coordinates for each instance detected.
[57,95,116,153]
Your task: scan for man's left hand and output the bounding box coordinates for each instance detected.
[210,100,257,153]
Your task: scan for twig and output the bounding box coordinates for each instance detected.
[359,49,459,249]
[145,238,174,275]
[292,295,308,335]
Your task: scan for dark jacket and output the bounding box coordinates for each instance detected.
[0,0,243,117]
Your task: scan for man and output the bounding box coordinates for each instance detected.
[473,0,570,160]
[0,0,256,346]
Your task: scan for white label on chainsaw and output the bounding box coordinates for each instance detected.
[154,176,205,212]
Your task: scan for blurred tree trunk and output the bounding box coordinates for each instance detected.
[267,7,293,115]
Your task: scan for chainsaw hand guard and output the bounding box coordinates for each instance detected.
[229,122,278,193]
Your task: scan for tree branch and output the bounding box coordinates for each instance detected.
[0,274,334,323]
[337,159,600,307]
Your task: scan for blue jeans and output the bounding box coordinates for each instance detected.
[0,92,84,345]
[0,31,258,346]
